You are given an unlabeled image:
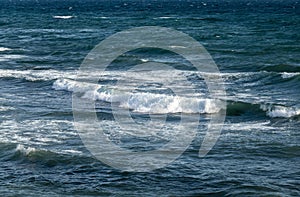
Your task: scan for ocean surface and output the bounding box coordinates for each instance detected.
[0,0,299,196]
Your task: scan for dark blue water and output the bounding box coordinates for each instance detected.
[0,0,299,196]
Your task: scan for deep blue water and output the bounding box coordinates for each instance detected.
[0,0,299,196]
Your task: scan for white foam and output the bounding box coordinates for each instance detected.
[0,119,75,146]
[281,72,300,79]
[266,106,300,118]
[0,69,77,81]
[0,55,26,62]
[54,78,224,114]
[61,149,83,154]
[51,70,263,84]
[158,16,174,19]
[0,106,14,112]
[16,144,36,155]
[260,104,300,118]
[123,93,222,114]
[141,58,149,62]
[0,47,12,52]
[53,78,99,92]
[53,15,74,19]
[0,119,82,157]
[223,120,274,132]
[83,118,197,142]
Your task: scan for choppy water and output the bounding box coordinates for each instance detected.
[0,0,299,196]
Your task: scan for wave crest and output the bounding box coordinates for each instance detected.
[263,105,300,118]
[16,144,36,155]
[53,15,74,19]
[53,78,224,114]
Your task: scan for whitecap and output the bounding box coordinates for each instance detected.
[153,16,175,20]
[158,16,174,19]
[281,72,300,79]
[61,149,83,154]
[223,120,274,132]
[53,15,74,19]
[0,47,12,52]
[169,45,186,49]
[54,78,225,114]
[266,106,300,118]
[53,78,99,92]
[0,106,15,112]
[260,104,300,118]
[141,58,149,62]
[0,69,77,81]
[16,144,36,155]
[0,54,26,62]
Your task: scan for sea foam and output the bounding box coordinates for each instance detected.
[16,144,36,155]
[260,104,300,118]
[266,106,300,118]
[281,72,300,79]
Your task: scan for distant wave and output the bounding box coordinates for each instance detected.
[0,69,77,81]
[53,15,74,19]
[159,16,174,19]
[1,68,298,83]
[153,16,223,21]
[0,54,26,62]
[281,72,300,79]
[0,47,12,52]
[15,144,81,157]
[154,16,176,19]
[187,17,223,22]
[0,106,15,112]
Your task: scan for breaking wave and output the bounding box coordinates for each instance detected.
[227,101,300,118]
[53,78,300,118]
[53,78,224,114]
[1,68,297,118]
[15,144,36,155]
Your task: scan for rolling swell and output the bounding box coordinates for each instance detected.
[0,143,93,167]
[0,68,298,118]
[226,101,263,116]
[227,101,300,118]
[263,64,300,73]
